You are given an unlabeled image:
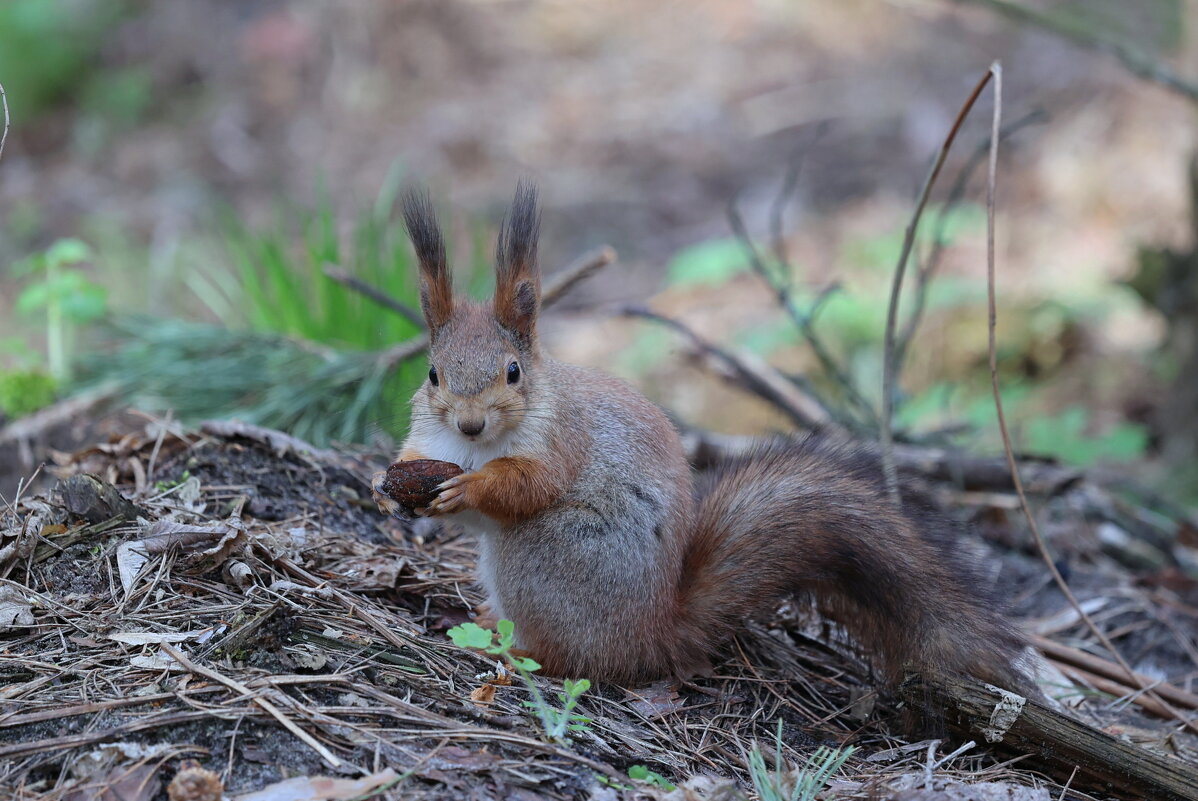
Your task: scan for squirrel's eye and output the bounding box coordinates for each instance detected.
[506,361,520,384]
[428,366,439,386]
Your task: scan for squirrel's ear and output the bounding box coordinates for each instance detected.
[402,188,453,332]
[494,180,542,349]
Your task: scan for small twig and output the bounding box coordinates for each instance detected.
[376,334,430,372]
[956,0,1198,105]
[1034,636,1198,712]
[623,305,840,432]
[893,109,1047,376]
[727,203,873,428]
[161,643,346,768]
[0,81,9,166]
[322,263,426,330]
[144,410,173,491]
[981,62,1198,738]
[879,66,998,504]
[768,122,829,270]
[1055,663,1179,721]
[1058,765,1079,801]
[931,739,976,772]
[541,246,617,307]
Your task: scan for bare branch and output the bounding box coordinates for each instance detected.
[323,263,426,330]
[768,122,829,270]
[893,109,1048,377]
[540,246,617,307]
[0,82,8,166]
[622,305,843,433]
[879,67,999,505]
[727,203,874,429]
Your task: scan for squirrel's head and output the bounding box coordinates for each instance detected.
[402,181,543,444]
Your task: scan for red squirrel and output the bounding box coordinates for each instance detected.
[376,182,1033,693]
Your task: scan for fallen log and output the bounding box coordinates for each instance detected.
[899,673,1198,801]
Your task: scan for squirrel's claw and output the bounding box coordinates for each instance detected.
[427,474,474,516]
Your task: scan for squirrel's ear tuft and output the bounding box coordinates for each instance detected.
[494,180,542,348]
[402,188,453,331]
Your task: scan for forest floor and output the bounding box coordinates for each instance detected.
[2,419,1197,800]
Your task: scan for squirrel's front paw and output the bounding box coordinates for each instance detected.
[425,473,481,516]
[370,470,405,518]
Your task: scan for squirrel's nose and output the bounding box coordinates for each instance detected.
[458,418,485,437]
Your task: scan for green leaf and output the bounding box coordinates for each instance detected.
[510,655,541,672]
[486,618,517,655]
[59,281,108,323]
[666,238,750,288]
[628,765,675,791]
[15,282,51,314]
[1025,406,1149,467]
[44,237,92,268]
[11,252,45,277]
[16,270,108,320]
[446,622,495,650]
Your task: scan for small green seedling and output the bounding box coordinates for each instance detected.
[747,720,855,801]
[15,238,106,382]
[447,619,542,672]
[593,774,632,792]
[447,619,591,743]
[152,469,191,494]
[628,764,676,791]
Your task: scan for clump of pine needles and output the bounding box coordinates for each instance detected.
[81,316,405,445]
[81,180,488,445]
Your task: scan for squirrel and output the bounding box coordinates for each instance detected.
[377,181,1034,695]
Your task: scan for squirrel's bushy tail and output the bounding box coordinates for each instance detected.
[677,436,1031,691]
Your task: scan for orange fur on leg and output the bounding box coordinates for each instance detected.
[429,456,566,524]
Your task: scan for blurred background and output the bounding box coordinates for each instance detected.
[1,0,1197,509]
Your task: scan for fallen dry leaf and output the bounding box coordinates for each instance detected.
[333,554,406,590]
[63,763,161,801]
[469,684,496,706]
[424,745,503,773]
[0,585,35,630]
[233,768,399,801]
[129,647,189,673]
[117,517,247,594]
[625,680,686,718]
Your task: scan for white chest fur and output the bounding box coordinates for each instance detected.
[420,427,515,472]
[407,423,546,619]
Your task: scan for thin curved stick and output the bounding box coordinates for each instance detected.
[982,61,1198,736]
[893,109,1047,378]
[0,82,9,166]
[879,68,997,505]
